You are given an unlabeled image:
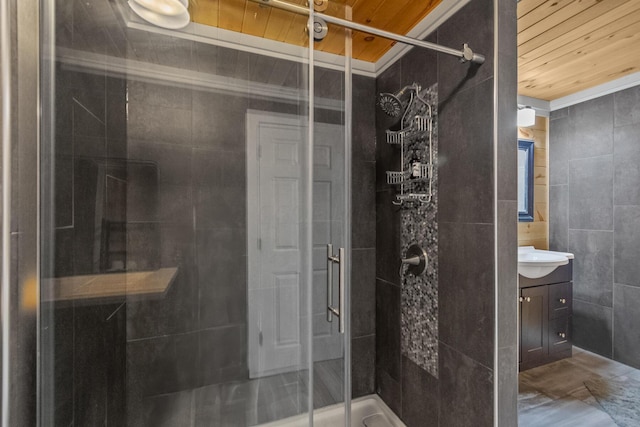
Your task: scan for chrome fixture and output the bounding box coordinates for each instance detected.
[378,92,403,118]
[313,0,329,12]
[313,17,329,41]
[378,85,417,118]
[400,244,428,276]
[250,0,486,64]
[327,244,345,334]
[382,83,435,206]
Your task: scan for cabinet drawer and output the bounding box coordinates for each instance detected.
[549,316,571,354]
[549,282,572,319]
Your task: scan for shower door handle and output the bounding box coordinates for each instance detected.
[326,244,345,334]
[338,247,345,334]
[327,244,334,323]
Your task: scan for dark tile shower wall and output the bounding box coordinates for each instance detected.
[47,20,131,426]
[549,85,640,369]
[122,66,375,414]
[46,0,131,424]
[123,77,258,393]
[123,81,251,426]
[351,74,378,398]
[375,0,517,425]
[51,66,132,427]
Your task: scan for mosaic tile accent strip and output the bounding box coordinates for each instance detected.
[399,83,439,378]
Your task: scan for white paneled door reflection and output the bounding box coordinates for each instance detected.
[247,111,344,378]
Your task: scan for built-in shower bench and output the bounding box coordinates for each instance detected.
[42,267,178,305]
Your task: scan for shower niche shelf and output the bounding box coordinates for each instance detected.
[380,83,434,207]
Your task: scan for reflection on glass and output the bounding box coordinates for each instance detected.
[43,158,179,304]
[40,0,328,425]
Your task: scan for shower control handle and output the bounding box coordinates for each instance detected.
[400,244,428,276]
[326,244,345,334]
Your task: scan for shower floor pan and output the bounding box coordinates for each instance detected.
[258,394,406,427]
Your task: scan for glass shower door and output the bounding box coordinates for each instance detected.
[38,0,353,425]
[311,3,353,425]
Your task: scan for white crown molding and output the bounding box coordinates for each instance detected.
[518,73,640,115]
[550,71,640,110]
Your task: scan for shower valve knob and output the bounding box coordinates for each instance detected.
[400,244,428,276]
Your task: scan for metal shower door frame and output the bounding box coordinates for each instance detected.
[307,2,353,425]
[1,0,44,426]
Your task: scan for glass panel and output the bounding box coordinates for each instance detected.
[312,3,352,425]
[40,0,315,425]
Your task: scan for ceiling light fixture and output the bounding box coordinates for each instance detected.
[517,106,536,128]
[129,0,190,30]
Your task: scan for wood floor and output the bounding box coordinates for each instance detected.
[519,346,640,426]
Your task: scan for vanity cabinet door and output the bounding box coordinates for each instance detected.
[520,281,573,371]
[549,282,572,319]
[520,285,549,369]
[549,315,571,355]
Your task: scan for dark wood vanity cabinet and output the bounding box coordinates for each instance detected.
[519,264,573,371]
[520,285,548,368]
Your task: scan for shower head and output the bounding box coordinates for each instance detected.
[377,84,421,118]
[378,93,403,117]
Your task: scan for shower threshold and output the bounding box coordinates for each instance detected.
[258,394,406,427]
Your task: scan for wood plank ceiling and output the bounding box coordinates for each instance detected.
[189,0,443,62]
[518,0,640,101]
